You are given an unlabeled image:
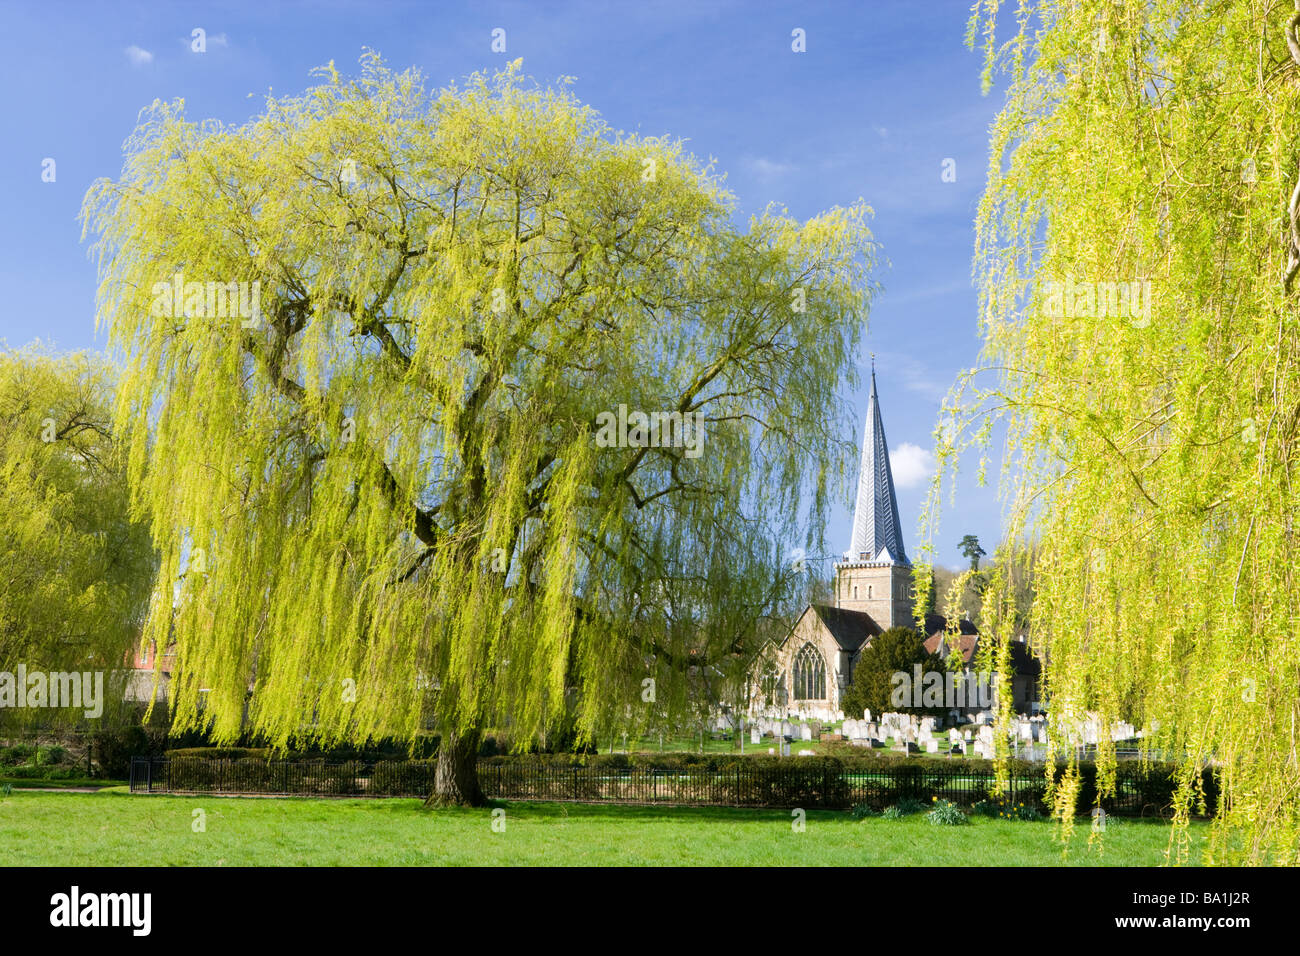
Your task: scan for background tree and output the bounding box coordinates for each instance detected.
[0,345,155,725]
[82,56,877,804]
[957,534,985,572]
[925,2,1300,863]
[840,627,944,720]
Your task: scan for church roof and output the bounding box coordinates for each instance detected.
[810,603,881,651]
[849,368,908,565]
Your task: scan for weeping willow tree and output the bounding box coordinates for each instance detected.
[920,1,1300,863]
[0,346,155,726]
[81,54,875,803]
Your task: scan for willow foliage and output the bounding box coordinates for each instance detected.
[81,55,875,760]
[0,346,154,720]
[923,2,1300,863]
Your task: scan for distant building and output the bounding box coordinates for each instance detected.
[123,639,173,703]
[749,368,1039,722]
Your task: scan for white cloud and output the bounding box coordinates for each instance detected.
[125,45,154,66]
[210,33,229,47]
[743,156,797,181]
[890,442,936,489]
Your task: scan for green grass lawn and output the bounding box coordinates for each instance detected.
[0,790,1203,866]
[0,777,125,789]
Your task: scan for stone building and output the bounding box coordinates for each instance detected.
[751,368,915,720]
[747,369,1042,723]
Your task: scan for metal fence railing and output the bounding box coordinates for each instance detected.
[129,756,1195,814]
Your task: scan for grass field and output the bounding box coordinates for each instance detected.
[0,790,1203,866]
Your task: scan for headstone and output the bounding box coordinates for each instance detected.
[800,724,812,742]
[751,727,761,745]
[925,740,939,753]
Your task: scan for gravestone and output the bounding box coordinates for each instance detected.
[800,724,813,742]
[751,727,761,745]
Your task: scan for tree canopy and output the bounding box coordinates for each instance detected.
[0,345,154,722]
[841,626,945,720]
[81,55,876,800]
[922,2,1300,863]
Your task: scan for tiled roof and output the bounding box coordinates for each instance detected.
[810,603,882,652]
[850,369,908,565]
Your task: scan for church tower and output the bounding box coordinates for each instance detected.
[834,365,914,629]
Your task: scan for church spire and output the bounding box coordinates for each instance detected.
[850,364,907,565]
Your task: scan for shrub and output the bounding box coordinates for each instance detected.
[881,797,929,819]
[927,799,969,825]
[166,747,268,760]
[850,802,880,819]
[94,725,167,778]
[371,760,437,797]
[974,796,1043,821]
[0,745,35,766]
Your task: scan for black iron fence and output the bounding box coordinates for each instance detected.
[129,755,1203,815]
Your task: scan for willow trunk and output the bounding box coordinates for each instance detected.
[427,728,485,807]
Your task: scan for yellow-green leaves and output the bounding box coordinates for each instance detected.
[934,0,1300,864]
[0,346,155,724]
[82,55,876,760]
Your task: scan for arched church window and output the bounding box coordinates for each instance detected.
[792,643,826,700]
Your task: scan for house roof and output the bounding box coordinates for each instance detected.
[922,615,1042,676]
[924,630,979,664]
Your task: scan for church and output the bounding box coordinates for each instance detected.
[749,369,1029,722]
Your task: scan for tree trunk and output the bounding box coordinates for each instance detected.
[426,728,486,807]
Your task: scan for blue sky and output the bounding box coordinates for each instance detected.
[0,0,1005,573]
